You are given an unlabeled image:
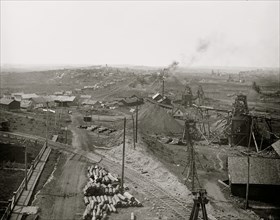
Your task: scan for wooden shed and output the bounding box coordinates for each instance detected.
[228,156,280,203]
[0,98,20,110]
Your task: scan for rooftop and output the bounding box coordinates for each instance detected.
[0,98,15,105]
[272,139,280,156]
[228,156,280,185]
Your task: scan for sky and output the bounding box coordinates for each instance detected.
[1,1,279,68]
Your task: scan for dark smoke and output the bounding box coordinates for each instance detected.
[185,38,211,66]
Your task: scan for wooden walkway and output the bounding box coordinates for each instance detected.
[8,137,56,220]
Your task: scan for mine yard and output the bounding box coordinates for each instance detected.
[0,64,279,220]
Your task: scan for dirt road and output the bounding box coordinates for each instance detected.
[28,113,93,220]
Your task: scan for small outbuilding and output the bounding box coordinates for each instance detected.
[0,98,20,110]
[228,156,280,203]
[54,96,77,107]
[173,106,187,119]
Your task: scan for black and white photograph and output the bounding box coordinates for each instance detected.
[0,1,279,220]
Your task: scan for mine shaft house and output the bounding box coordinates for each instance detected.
[228,156,280,203]
[0,98,20,110]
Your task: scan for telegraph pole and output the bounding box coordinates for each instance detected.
[162,78,165,97]
[25,145,28,190]
[131,114,136,149]
[46,102,49,147]
[245,117,254,209]
[135,104,138,143]
[121,117,126,193]
[65,126,68,144]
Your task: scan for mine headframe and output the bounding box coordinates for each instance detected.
[232,94,249,117]
[182,84,193,107]
[230,95,251,147]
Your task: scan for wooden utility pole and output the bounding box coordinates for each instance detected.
[245,117,254,209]
[25,145,28,190]
[135,104,138,143]
[65,126,68,144]
[131,114,136,149]
[162,78,165,97]
[46,102,49,147]
[121,117,126,193]
[183,119,200,192]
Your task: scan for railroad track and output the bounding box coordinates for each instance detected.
[0,131,198,219]
[100,158,193,220]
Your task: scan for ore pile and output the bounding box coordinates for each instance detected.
[83,165,142,220]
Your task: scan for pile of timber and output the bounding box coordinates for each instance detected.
[83,165,142,220]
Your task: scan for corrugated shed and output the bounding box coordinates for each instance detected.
[228,156,280,185]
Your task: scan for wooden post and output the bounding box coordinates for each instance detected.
[25,146,28,190]
[135,104,138,143]
[162,78,165,97]
[65,126,68,144]
[245,118,254,209]
[121,117,126,194]
[191,144,195,191]
[46,102,49,147]
[131,114,136,149]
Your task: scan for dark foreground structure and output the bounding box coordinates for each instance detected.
[228,156,280,204]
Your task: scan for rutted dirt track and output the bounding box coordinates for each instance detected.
[28,112,197,219]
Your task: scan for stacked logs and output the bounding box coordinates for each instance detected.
[83,165,142,220]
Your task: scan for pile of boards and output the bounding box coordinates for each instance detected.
[83,165,142,220]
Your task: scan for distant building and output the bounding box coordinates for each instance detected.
[54,91,64,96]
[31,97,47,109]
[228,156,280,203]
[173,106,186,119]
[158,96,172,105]
[0,98,20,110]
[11,93,38,101]
[65,91,72,96]
[11,92,24,101]
[54,96,77,107]
[21,93,38,100]
[119,97,143,107]
[20,100,32,110]
[82,99,98,106]
[152,93,163,101]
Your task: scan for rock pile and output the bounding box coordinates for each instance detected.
[82,165,142,220]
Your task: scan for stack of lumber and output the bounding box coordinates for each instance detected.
[82,165,142,220]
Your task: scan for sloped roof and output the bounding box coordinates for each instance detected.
[22,93,38,99]
[80,95,92,99]
[12,92,24,96]
[54,96,76,102]
[20,100,32,108]
[152,93,162,100]
[0,98,15,105]
[31,97,46,104]
[173,106,186,116]
[82,99,97,105]
[272,139,280,156]
[228,156,280,185]
[125,97,139,104]
[43,95,57,102]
